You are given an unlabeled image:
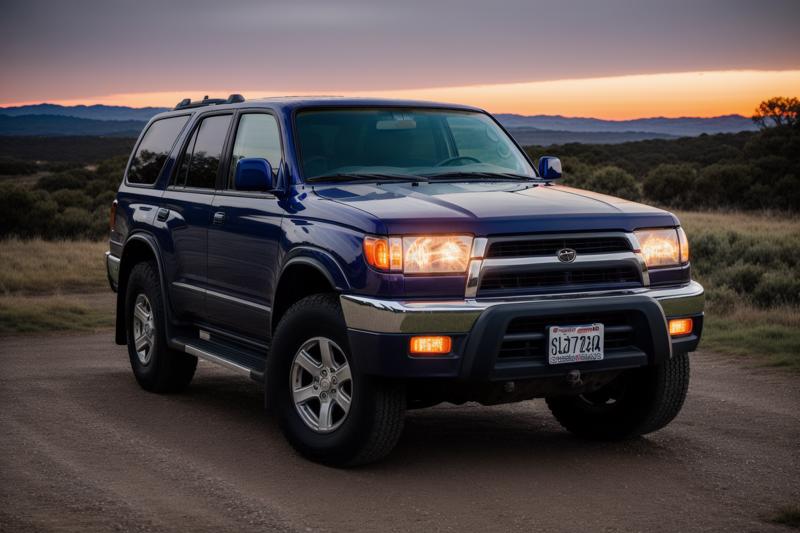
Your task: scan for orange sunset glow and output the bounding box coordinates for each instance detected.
[5,70,797,119]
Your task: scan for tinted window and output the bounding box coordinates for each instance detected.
[295,109,533,179]
[228,114,282,188]
[176,114,232,189]
[127,115,189,185]
[174,127,198,187]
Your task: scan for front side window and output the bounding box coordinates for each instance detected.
[174,114,232,189]
[127,115,189,185]
[228,113,282,188]
[295,108,534,180]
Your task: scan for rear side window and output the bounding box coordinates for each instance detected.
[174,114,232,189]
[228,113,282,188]
[127,115,189,185]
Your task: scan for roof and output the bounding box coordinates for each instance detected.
[154,95,485,121]
[249,96,484,113]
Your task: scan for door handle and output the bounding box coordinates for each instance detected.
[213,211,226,225]
[156,208,169,222]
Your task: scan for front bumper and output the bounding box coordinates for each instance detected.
[341,281,704,380]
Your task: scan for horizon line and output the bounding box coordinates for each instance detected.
[1,69,798,120]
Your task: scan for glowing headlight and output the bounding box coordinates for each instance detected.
[363,235,473,274]
[403,235,472,274]
[634,227,689,268]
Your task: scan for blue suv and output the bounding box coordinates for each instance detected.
[106,95,704,466]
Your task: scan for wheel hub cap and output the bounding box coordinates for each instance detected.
[132,294,155,365]
[290,337,353,434]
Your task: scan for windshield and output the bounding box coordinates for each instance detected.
[295,108,536,181]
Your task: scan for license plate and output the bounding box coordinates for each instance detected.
[548,323,604,365]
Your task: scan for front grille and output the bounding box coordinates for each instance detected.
[486,237,630,258]
[479,266,641,293]
[497,311,639,360]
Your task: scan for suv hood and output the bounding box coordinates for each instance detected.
[313,181,678,235]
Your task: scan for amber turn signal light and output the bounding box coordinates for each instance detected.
[409,336,452,355]
[668,318,693,337]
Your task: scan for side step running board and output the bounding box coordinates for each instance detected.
[174,336,266,382]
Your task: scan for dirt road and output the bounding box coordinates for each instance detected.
[1,333,797,532]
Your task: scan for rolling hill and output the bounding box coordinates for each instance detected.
[0,103,758,143]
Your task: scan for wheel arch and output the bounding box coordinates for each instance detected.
[115,233,170,345]
[271,251,350,337]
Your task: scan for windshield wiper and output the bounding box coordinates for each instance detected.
[422,171,535,181]
[306,172,429,183]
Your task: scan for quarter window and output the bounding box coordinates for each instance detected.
[174,114,232,189]
[127,115,189,185]
[228,113,282,188]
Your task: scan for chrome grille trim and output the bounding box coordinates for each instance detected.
[468,232,649,297]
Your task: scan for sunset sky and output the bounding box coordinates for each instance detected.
[1,0,798,118]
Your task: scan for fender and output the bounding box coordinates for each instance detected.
[115,232,176,346]
[278,245,351,292]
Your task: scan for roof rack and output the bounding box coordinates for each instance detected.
[173,94,245,110]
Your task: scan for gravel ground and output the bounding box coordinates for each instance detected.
[1,333,798,532]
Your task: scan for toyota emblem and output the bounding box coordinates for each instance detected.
[557,248,577,263]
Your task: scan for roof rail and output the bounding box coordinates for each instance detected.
[173,94,245,110]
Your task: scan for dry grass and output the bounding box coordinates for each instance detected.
[768,505,800,529]
[0,238,108,295]
[676,210,800,236]
[0,293,114,335]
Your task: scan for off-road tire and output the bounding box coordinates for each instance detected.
[267,293,405,467]
[125,261,197,392]
[546,351,690,440]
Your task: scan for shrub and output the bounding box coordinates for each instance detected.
[719,263,764,294]
[0,157,37,175]
[692,163,755,209]
[51,189,93,211]
[752,272,800,307]
[585,166,640,200]
[53,207,95,239]
[642,163,697,207]
[0,185,58,238]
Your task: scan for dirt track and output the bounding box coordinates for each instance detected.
[1,332,798,532]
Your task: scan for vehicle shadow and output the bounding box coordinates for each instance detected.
[80,365,674,475]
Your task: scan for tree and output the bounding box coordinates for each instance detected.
[752,96,800,129]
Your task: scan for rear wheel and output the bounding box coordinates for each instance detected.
[267,293,405,467]
[546,351,690,440]
[125,261,197,393]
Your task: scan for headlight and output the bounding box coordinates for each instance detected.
[363,235,473,274]
[634,227,689,268]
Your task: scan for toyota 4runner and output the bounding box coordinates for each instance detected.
[106,95,704,466]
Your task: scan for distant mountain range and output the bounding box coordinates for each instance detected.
[0,103,758,144]
[0,114,145,136]
[0,103,169,122]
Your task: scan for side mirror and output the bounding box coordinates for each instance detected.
[537,156,562,180]
[234,158,276,191]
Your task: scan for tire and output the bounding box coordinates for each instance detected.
[546,351,690,440]
[267,293,405,467]
[125,261,197,393]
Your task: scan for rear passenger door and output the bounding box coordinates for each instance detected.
[206,111,285,340]
[161,112,233,322]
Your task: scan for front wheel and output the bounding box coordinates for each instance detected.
[267,294,405,467]
[546,351,690,440]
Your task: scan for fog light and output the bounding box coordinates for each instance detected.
[669,318,693,337]
[410,336,452,355]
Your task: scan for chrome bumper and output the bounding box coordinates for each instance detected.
[340,281,704,334]
[105,251,120,291]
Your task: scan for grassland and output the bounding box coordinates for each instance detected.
[0,239,113,334]
[0,214,798,372]
[0,238,108,294]
[677,211,800,370]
